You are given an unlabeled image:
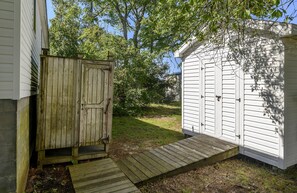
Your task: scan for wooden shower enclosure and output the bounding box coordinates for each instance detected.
[36,55,114,167]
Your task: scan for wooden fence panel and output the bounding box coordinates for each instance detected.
[37,56,114,152]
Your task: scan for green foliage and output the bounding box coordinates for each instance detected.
[142,0,293,51]
[113,52,170,116]
[50,0,82,57]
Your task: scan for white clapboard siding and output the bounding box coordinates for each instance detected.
[221,60,237,139]
[284,40,297,168]
[0,0,14,99]
[242,37,284,164]
[19,0,42,98]
[182,53,200,133]
[203,60,215,134]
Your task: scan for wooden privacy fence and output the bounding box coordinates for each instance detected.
[37,55,114,167]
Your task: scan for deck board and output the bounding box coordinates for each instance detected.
[69,134,238,192]
[116,134,239,185]
[69,158,141,193]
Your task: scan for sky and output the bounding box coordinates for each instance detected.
[46,0,297,73]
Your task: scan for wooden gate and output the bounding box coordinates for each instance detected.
[37,55,114,167]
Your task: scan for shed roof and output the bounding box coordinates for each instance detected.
[174,20,297,58]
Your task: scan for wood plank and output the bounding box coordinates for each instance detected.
[172,142,205,160]
[142,151,175,171]
[117,160,141,184]
[100,181,135,193]
[153,148,187,167]
[126,156,155,178]
[188,137,226,153]
[176,140,208,158]
[69,158,141,193]
[178,139,213,157]
[131,154,162,176]
[118,158,148,182]
[168,143,202,161]
[185,138,221,156]
[164,144,198,162]
[160,145,194,164]
[149,149,181,168]
[156,147,190,165]
[74,170,125,189]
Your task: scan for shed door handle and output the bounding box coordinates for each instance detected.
[215,95,221,101]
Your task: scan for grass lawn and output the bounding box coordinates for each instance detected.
[109,102,184,160]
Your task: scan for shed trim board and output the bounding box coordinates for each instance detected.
[176,21,297,169]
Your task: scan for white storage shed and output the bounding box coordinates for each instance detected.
[175,21,297,169]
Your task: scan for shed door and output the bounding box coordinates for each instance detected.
[79,62,111,146]
[202,61,219,135]
[221,62,241,143]
[202,60,241,144]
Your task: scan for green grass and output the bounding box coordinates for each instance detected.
[112,103,183,147]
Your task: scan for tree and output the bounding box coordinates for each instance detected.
[50,0,82,57]
[142,0,296,51]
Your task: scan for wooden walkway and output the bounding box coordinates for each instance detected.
[69,158,141,193]
[116,134,238,185]
[69,134,238,192]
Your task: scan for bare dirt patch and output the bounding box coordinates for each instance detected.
[26,164,74,193]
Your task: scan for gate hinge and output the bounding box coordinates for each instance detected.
[201,67,204,70]
[236,98,241,102]
[101,136,110,144]
[236,134,241,139]
[201,123,204,126]
[104,98,111,114]
[201,95,204,99]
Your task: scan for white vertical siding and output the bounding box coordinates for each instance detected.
[0,0,15,99]
[284,38,297,169]
[182,53,200,133]
[19,0,42,98]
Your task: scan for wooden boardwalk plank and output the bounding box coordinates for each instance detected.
[117,134,239,185]
[126,156,155,178]
[69,158,141,193]
[116,160,141,184]
[119,158,148,181]
[131,154,162,176]
[70,134,238,192]
[142,151,175,171]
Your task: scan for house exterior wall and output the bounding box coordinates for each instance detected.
[283,37,297,169]
[0,0,48,192]
[0,0,17,99]
[20,0,43,98]
[0,100,17,193]
[180,34,285,168]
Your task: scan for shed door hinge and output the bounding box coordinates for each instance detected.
[236,98,241,102]
[104,98,111,114]
[236,134,241,139]
[201,123,204,126]
[101,135,110,144]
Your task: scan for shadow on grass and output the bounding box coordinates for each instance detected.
[141,103,181,117]
[112,116,183,147]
